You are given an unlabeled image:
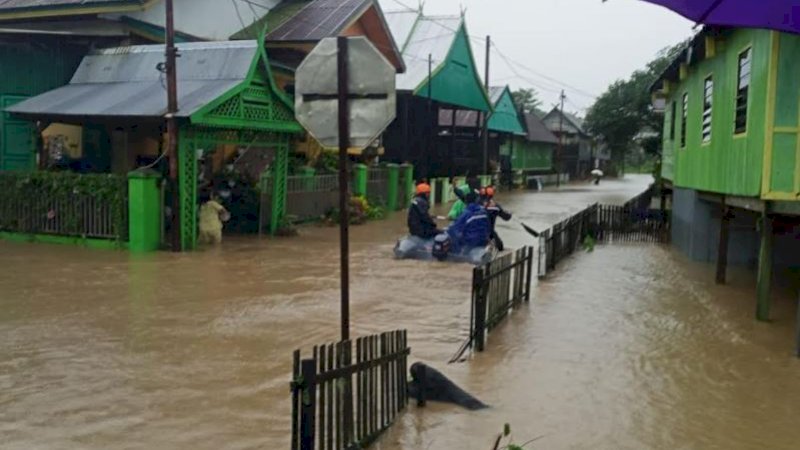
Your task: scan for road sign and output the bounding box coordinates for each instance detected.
[295,36,397,149]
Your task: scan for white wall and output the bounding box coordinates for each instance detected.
[107,0,281,41]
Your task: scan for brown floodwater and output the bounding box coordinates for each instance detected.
[2,174,799,450]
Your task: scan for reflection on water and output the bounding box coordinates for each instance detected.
[2,175,799,449]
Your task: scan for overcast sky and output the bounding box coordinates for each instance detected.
[378,0,695,115]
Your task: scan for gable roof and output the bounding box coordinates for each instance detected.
[543,107,587,135]
[7,41,258,118]
[438,85,524,134]
[266,0,404,72]
[522,112,558,144]
[385,9,490,111]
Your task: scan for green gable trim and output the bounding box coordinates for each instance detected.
[414,23,491,112]
[190,37,302,133]
[488,86,525,134]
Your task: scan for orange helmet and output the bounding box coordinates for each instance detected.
[485,186,495,197]
[416,183,431,195]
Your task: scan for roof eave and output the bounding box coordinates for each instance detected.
[0,0,152,21]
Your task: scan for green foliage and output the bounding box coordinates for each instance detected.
[511,88,545,117]
[316,151,339,174]
[0,171,128,240]
[492,423,544,450]
[585,40,689,166]
[324,196,385,225]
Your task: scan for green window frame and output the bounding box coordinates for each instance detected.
[702,75,713,143]
[734,48,751,134]
[681,92,688,148]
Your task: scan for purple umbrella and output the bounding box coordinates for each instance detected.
[638,0,800,34]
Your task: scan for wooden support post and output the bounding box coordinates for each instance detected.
[756,211,774,322]
[337,36,351,342]
[716,198,730,285]
[474,268,487,352]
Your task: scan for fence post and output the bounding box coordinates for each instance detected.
[474,267,487,352]
[299,358,317,450]
[354,164,368,197]
[525,246,534,301]
[128,170,162,252]
[386,164,399,211]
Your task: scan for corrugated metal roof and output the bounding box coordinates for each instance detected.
[7,40,258,118]
[266,0,369,41]
[0,18,128,35]
[392,14,459,91]
[523,112,559,144]
[0,0,143,11]
[384,9,418,50]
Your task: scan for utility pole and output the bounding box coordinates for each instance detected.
[426,53,432,180]
[165,0,181,251]
[337,36,351,342]
[556,90,565,188]
[481,35,490,176]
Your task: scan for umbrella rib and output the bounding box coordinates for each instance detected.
[697,0,725,24]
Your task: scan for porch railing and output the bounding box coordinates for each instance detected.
[0,172,129,241]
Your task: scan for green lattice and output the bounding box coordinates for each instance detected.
[270,143,289,235]
[178,132,198,251]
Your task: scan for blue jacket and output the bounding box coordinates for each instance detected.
[447,203,490,248]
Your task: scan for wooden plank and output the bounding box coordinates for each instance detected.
[291,350,300,450]
[319,345,327,450]
[342,341,353,448]
[334,343,342,450]
[356,338,363,442]
[300,358,317,450]
[326,344,334,450]
[380,333,387,429]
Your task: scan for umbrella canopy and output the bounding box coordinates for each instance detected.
[639,0,800,34]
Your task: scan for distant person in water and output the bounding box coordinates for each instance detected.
[408,182,441,239]
[199,192,230,245]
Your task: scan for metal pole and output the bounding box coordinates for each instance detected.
[556,90,565,188]
[716,197,730,284]
[481,35,490,176]
[426,53,432,180]
[337,36,351,342]
[165,0,181,251]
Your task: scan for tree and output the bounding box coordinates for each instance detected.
[584,40,688,172]
[511,88,545,116]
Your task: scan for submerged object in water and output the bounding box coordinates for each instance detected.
[393,235,495,266]
[408,362,488,410]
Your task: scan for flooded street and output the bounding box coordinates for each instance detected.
[2,174,799,449]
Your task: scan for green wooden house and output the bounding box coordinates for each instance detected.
[502,111,557,179]
[652,27,800,323]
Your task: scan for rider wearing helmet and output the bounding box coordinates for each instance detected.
[481,186,512,251]
[447,189,490,250]
[408,182,441,239]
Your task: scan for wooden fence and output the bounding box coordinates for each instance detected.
[537,198,670,278]
[291,330,410,450]
[451,247,534,362]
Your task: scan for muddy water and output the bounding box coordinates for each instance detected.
[2,174,799,449]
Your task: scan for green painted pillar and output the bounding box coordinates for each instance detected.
[756,211,774,322]
[387,164,399,211]
[354,164,368,197]
[430,178,438,205]
[128,170,162,253]
[299,166,315,191]
[401,163,414,206]
[270,145,289,235]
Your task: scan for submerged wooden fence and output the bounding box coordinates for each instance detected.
[451,247,534,362]
[537,195,670,279]
[291,330,410,450]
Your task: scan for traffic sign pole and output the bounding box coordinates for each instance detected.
[337,36,350,343]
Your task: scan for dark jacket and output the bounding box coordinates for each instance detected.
[447,203,490,248]
[408,195,440,238]
[485,201,512,230]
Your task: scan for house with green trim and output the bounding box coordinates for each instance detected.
[501,111,557,185]
[438,86,526,178]
[651,27,800,323]
[382,8,492,179]
[3,38,302,252]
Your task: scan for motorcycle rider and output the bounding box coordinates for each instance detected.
[408,182,441,239]
[447,189,490,251]
[481,186,512,251]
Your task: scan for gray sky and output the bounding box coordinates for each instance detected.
[378,0,695,115]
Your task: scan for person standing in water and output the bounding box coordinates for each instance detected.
[481,186,512,251]
[199,191,230,245]
[408,182,441,239]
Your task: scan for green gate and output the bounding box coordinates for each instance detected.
[0,95,33,171]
